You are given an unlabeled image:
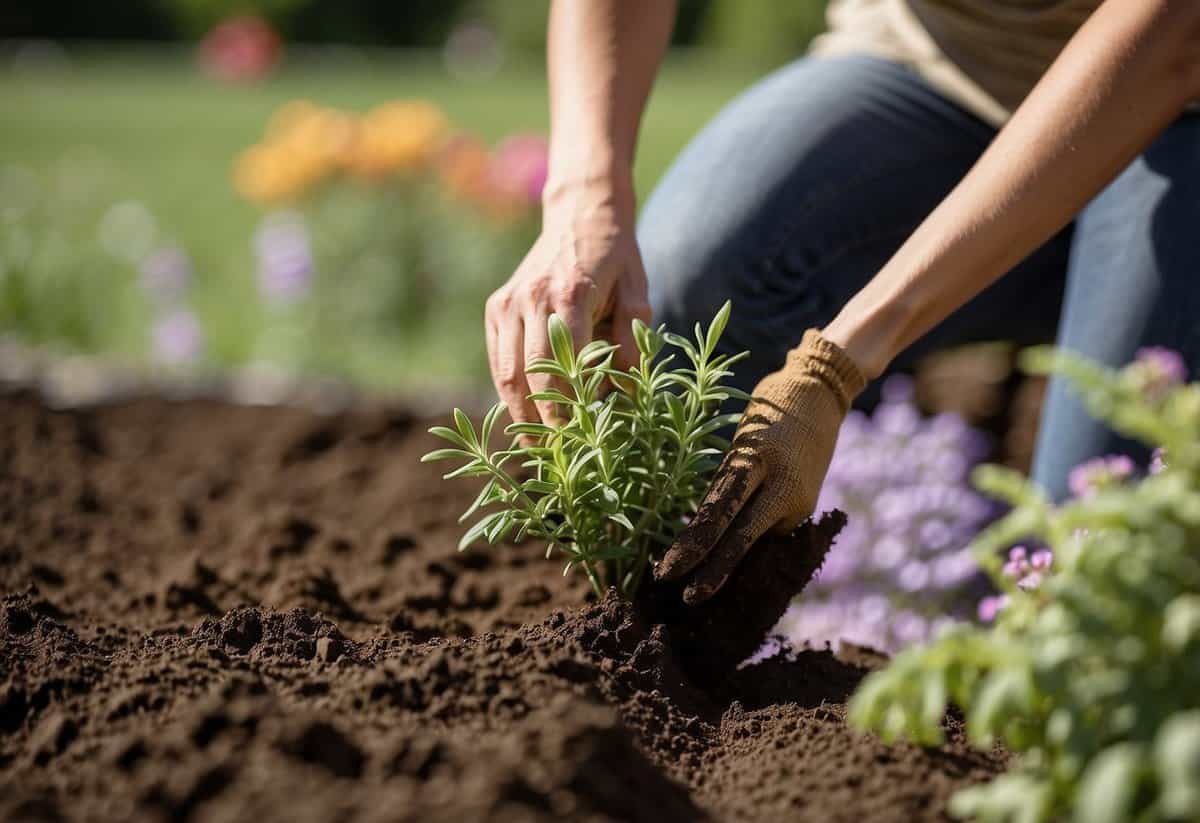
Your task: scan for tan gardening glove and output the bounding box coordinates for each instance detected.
[653,329,867,604]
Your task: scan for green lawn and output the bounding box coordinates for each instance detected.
[1,48,758,275]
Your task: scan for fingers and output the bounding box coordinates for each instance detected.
[682,490,784,605]
[553,277,596,361]
[486,300,538,430]
[523,312,565,427]
[612,253,652,370]
[654,450,765,581]
[610,294,652,372]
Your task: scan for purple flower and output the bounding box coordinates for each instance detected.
[932,549,978,588]
[1150,447,1167,475]
[1002,545,1029,579]
[139,246,192,303]
[781,389,996,652]
[152,309,204,365]
[897,560,931,592]
[892,610,929,645]
[255,212,314,305]
[874,401,920,436]
[977,594,1009,623]
[880,373,915,404]
[1030,549,1053,570]
[1134,346,1187,398]
[1017,571,1044,591]
[1068,454,1136,499]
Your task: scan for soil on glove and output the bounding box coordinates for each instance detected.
[0,389,1004,822]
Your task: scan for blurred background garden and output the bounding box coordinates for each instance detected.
[0,0,828,395]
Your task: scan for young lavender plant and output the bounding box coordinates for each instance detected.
[421,302,748,598]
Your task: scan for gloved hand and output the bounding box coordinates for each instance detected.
[653,328,866,604]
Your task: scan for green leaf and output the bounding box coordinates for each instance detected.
[444,461,489,480]
[485,511,515,543]
[662,331,698,361]
[506,421,556,440]
[521,479,558,496]
[1163,594,1200,651]
[608,512,635,531]
[920,672,948,734]
[528,389,574,406]
[664,391,687,434]
[480,402,505,447]
[427,425,469,449]
[1074,743,1147,823]
[691,413,742,439]
[421,448,473,463]
[548,313,576,370]
[453,408,480,449]
[967,669,1033,747]
[579,341,620,366]
[704,300,732,358]
[1156,711,1200,819]
[459,511,507,551]
[526,358,570,378]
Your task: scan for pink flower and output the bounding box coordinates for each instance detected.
[1135,346,1187,390]
[1068,454,1136,499]
[1002,545,1029,579]
[1150,447,1168,475]
[489,133,548,205]
[1030,549,1053,570]
[977,595,1009,623]
[1017,571,1044,591]
[198,15,282,84]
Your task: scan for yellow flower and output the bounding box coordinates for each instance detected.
[233,103,359,204]
[347,100,448,179]
[234,143,299,204]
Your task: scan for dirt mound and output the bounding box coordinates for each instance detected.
[0,389,1004,821]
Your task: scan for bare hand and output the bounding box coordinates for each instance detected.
[485,183,651,431]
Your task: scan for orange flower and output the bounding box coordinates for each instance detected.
[438,132,492,203]
[233,103,358,204]
[346,100,448,179]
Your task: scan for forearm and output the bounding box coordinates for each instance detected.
[543,0,676,211]
[824,0,1200,378]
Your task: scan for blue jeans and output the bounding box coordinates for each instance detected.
[639,55,1200,500]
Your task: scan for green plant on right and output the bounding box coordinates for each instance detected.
[849,347,1200,823]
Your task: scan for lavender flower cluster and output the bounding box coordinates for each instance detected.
[255,211,314,306]
[139,243,204,365]
[774,375,994,653]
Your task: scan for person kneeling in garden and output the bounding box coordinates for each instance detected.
[484,0,1200,603]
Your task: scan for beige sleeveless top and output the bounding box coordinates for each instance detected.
[812,0,1100,125]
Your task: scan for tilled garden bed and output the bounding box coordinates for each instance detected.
[0,389,1004,821]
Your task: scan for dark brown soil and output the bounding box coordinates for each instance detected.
[0,388,1004,822]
